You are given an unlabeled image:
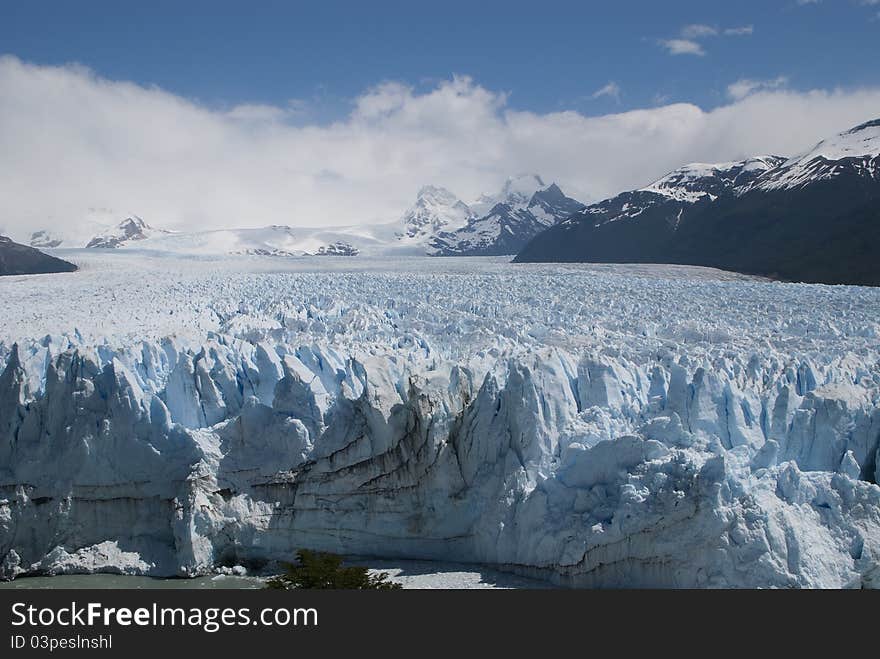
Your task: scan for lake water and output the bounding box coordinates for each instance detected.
[0,559,550,590]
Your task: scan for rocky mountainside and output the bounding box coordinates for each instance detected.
[315,241,360,256]
[515,119,880,286]
[429,175,585,256]
[86,216,170,248]
[26,211,119,249]
[399,185,473,241]
[28,230,64,249]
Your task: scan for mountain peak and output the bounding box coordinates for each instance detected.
[642,157,784,202]
[812,118,880,159]
[427,178,584,256]
[86,215,167,248]
[470,174,549,216]
[417,184,454,198]
[500,174,546,203]
[119,216,147,230]
[529,182,570,204]
[29,230,64,248]
[757,119,880,191]
[400,186,472,241]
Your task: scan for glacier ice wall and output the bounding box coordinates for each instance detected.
[1,330,878,587]
[1,255,879,587]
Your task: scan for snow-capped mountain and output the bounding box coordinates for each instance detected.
[27,212,119,249]
[28,230,65,249]
[25,217,398,259]
[429,176,585,256]
[469,173,548,216]
[111,177,581,258]
[315,241,360,256]
[575,156,784,232]
[516,118,880,286]
[642,156,785,201]
[113,223,400,257]
[85,216,171,248]
[399,185,473,240]
[19,175,580,259]
[136,224,303,256]
[756,118,880,191]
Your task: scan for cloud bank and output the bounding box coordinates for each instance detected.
[1,55,879,238]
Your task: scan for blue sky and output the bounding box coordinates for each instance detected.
[1,1,880,234]
[2,0,878,120]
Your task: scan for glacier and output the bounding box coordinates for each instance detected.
[1,251,879,588]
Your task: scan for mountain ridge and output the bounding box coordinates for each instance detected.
[428,176,585,256]
[85,216,171,248]
[23,174,581,258]
[515,119,880,286]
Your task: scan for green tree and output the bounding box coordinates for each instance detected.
[266,550,402,590]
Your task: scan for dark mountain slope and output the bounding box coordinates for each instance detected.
[0,236,78,276]
[515,120,880,286]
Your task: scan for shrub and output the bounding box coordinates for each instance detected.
[266,550,402,590]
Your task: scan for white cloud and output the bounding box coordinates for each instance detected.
[591,81,621,102]
[659,22,752,57]
[724,25,754,36]
[727,76,789,100]
[1,55,879,239]
[680,24,718,39]
[224,103,291,123]
[659,39,706,56]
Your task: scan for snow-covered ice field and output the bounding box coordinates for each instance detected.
[0,251,770,350]
[1,251,879,587]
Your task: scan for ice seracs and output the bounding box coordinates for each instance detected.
[1,254,878,587]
